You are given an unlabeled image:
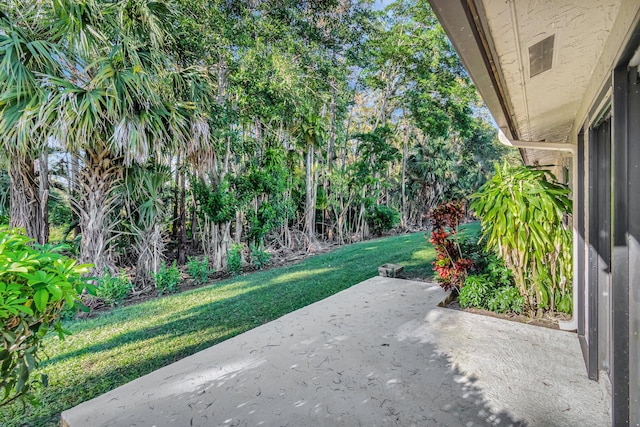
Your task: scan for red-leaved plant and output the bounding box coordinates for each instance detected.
[428,201,472,291]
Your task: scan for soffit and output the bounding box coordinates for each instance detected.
[479,0,621,143]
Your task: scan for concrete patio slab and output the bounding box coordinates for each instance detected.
[61,277,610,426]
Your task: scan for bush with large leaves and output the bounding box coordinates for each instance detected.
[0,228,92,407]
[470,163,572,315]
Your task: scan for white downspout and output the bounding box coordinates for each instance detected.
[498,129,578,331]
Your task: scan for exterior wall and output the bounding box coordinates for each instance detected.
[575,8,640,423]
[572,0,640,140]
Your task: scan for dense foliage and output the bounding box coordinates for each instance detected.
[458,256,524,314]
[0,0,514,289]
[471,163,572,314]
[0,228,91,407]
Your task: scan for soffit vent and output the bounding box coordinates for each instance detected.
[529,35,555,78]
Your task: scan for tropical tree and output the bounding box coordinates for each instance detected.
[0,2,63,243]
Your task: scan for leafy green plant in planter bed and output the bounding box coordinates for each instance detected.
[0,227,93,407]
[458,255,524,314]
[227,244,243,276]
[471,163,572,315]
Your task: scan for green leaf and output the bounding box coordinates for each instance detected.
[33,288,49,312]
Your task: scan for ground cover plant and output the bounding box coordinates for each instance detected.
[458,256,524,314]
[0,227,487,427]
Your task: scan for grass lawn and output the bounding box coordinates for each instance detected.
[1,224,479,426]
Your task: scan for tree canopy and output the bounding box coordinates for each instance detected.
[0,0,518,283]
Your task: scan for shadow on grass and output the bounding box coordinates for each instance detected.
[2,230,447,426]
[12,332,242,427]
[41,272,334,368]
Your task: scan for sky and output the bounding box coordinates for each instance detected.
[372,0,394,11]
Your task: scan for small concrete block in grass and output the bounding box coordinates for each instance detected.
[378,263,403,278]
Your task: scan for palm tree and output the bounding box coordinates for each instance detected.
[123,165,172,288]
[1,0,213,275]
[0,2,63,243]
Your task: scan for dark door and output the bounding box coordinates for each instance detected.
[587,113,611,380]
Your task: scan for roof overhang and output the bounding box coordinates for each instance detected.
[429,0,640,154]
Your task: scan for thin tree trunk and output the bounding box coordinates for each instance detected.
[172,154,180,241]
[235,211,242,244]
[401,122,408,228]
[8,152,44,243]
[304,147,316,241]
[70,154,81,237]
[177,168,187,265]
[38,149,49,244]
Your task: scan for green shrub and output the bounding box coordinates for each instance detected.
[487,286,525,314]
[459,236,487,273]
[96,269,132,306]
[459,275,492,309]
[366,204,400,235]
[227,244,243,276]
[485,255,514,287]
[0,227,92,407]
[186,256,210,285]
[471,163,573,314]
[153,261,181,295]
[250,244,271,270]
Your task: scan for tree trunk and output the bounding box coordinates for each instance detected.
[8,152,45,243]
[203,219,232,272]
[304,147,316,241]
[135,222,164,287]
[77,146,120,276]
[177,168,187,265]
[38,149,50,244]
[172,154,180,241]
[401,123,409,228]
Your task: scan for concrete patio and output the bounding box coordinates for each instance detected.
[61,277,610,426]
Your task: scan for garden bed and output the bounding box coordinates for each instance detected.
[441,293,570,330]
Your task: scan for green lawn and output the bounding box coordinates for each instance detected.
[1,224,479,426]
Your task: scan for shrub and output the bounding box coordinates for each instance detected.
[96,269,132,306]
[186,256,210,285]
[250,244,271,270]
[366,204,400,235]
[487,286,525,314]
[471,163,573,314]
[227,244,243,276]
[153,261,181,295]
[428,201,473,291]
[459,275,492,309]
[458,236,488,274]
[0,227,92,407]
[485,255,514,288]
